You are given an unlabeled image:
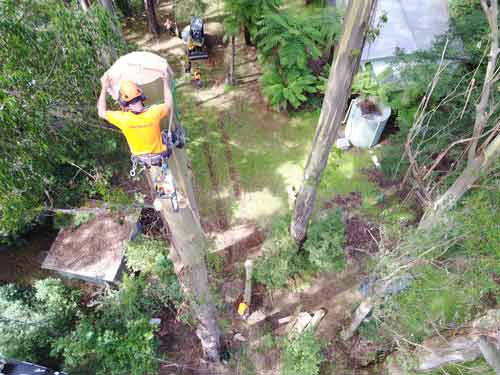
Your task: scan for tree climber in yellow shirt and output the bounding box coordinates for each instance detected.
[97,72,182,211]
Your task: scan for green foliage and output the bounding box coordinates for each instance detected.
[0,278,80,365]
[53,212,96,230]
[223,0,283,38]
[303,210,345,272]
[125,235,183,310]
[254,211,346,290]
[0,0,128,241]
[382,265,485,342]
[174,0,208,25]
[351,66,390,103]
[207,252,225,275]
[449,0,490,66]
[256,9,341,110]
[257,332,279,353]
[282,329,325,375]
[375,188,499,347]
[125,234,169,274]
[457,187,500,261]
[254,214,305,289]
[379,0,499,180]
[56,275,158,375]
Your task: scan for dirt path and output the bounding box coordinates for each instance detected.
[0,229,56,284]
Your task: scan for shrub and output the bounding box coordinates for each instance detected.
[379,0,499,181]
[254,211,346,290]
[125,235,183,311]
[56,275,158,375]
[282,329,325,375]
[303,210,345,272]
[125,234,169,274]
[375,187,500,345]
[0,278,80,365]
[223,0,283,41]
[254,215,306,289]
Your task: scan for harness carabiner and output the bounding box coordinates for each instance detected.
[130,156,138,177]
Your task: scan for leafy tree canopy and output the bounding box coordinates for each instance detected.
[0,0,128,243]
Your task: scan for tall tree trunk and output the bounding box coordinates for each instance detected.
[290,0,377,245]
[420,1,499,230]
[147,164,220,360]
[144,0,161,36]
[115,0,133,17]
[419,132,500,230]
[100,0,115,15]
[243,25,252,46]
[467,0,498,166]
[98,0,125,43]
[145,80,219,360]
[80,0,90,12]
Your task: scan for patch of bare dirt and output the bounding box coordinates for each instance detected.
[345,216,380,257]
[0,230,56,284]
[323,192,363,210]
[364,168,399,189]
[156,307,202,374]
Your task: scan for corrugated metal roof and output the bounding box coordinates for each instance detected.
[362,0,449,62]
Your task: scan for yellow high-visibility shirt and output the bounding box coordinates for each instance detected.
[105,104,169,155]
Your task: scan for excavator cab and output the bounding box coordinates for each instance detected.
[183,16,208,72]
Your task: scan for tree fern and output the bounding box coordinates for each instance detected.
[257,7,341,110]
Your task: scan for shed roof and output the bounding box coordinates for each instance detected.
[42,212,139,284]
[362,0,450,62]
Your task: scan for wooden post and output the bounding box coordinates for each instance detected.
[230,36,236,84]
[243,259,253,306]
[290,0,377,245]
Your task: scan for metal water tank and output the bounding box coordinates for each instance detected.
[345,97,391,149]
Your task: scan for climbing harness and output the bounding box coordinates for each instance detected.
[128,79,186,213]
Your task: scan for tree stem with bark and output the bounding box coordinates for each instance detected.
[468,0,499,166]
[420,1,500,229]
[290,0,377,245]
[144,0,161,36]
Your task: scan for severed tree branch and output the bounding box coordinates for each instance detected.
[468,0,499,165]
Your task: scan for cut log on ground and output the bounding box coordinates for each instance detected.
[384,309,500,374]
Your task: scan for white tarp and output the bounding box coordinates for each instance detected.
[103,51,174,100]
[362,0,450,63]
